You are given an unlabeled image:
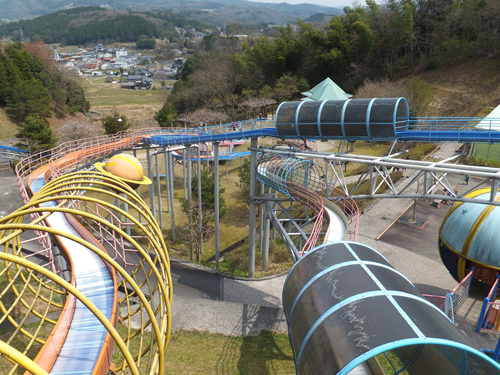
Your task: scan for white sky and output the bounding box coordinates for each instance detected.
[250,0,351,8]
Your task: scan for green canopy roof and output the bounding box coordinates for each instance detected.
[301,77,352,101]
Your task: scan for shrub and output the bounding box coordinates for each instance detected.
[101,112,131,135]
[270,247,290,263]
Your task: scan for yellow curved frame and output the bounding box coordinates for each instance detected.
[0,171,171,374]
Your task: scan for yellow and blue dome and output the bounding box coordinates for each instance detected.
[95,153,151,190]
[439,188,500,284]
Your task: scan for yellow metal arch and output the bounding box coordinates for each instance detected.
[0,171,171,374]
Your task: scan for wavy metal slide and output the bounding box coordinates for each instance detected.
[1,132,172,374]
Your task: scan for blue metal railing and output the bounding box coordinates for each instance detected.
[139,115,500,145]
[142,118,277,146]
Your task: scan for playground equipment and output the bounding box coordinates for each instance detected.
[283,242,499,375]
[7,97,500,373]
[439,188,500,284]
[95,153,152,189]
[2,163,171,372]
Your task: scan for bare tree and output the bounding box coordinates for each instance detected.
[242,97,277,118]
[178,108,227,127]
[56,119,104,144]
[181,200,215,262]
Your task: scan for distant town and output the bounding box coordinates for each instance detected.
[54,42,187,89]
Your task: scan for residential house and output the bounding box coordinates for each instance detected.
[126,75,144,82]
[152,71,169,80]
[146,63,159,72]
[116,48,128,57]
[83,63,98,70]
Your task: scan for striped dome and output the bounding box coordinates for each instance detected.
[439,188,500,283]
[104,154,143,182]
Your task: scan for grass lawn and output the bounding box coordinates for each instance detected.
[85,87,167,106]
[78,76,167,107]
[112,327,295,375]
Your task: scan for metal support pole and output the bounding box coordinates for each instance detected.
[183,146,187,199]
[262,185,271,271]
[164,151,169,213]
[226,162,229,180]
[122,193,131,236]
[272,190,277,240]
[168,152,176,242]
[132,150,142,223]
[133,149,142,223]
[147,148,156,219]
[324,159,329,196]
[214,142,220,270]
[187,145,193,260]
[248,138,258,278]
[207,143,210,170]
[197,146,203,255]
[155,153,163,229]
[259,182,264,253]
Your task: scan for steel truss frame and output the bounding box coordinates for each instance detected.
[253,146,500,206]
[260,195,321,262]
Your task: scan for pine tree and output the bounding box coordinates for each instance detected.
[6,80,52,122]
[154,101,178,127]
[16,115,58,152]
[101,112,131,135]
[0,52,20,92]
[0,60,9,105]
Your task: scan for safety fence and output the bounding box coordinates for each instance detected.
[422,268,475,323]
[286,182,324,256]
[402,117,500,132]
[477,275,500,332]
[257,153,359,256]
[323,186,359,242]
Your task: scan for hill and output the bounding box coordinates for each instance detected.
[301,13,334,23]
[0,0,343,25]
[0,8,211,45]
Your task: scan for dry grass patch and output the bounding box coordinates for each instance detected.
[0,108,19,140]
[92,104,163,129]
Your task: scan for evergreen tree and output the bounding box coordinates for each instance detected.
[0,52,20,92]
[7,80,52,122]
[154,101,178,127]
[136,38,156,49]
[102,112,131,135]
[16,115,58,152]
[10,50,34,81]
[0,60,8,105]
[190,169,227,220]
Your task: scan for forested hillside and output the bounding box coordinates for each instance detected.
[0,8,211,45]
[170,0,500,118]
[0,41,89,122]
[0,0,341,25]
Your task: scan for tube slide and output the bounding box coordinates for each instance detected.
[28,168,116,375]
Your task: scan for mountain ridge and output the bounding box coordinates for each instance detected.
[0,0,343,23]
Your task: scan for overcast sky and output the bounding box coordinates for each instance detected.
[250,0,351,8]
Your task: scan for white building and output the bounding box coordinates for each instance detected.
[116,48,128,57]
